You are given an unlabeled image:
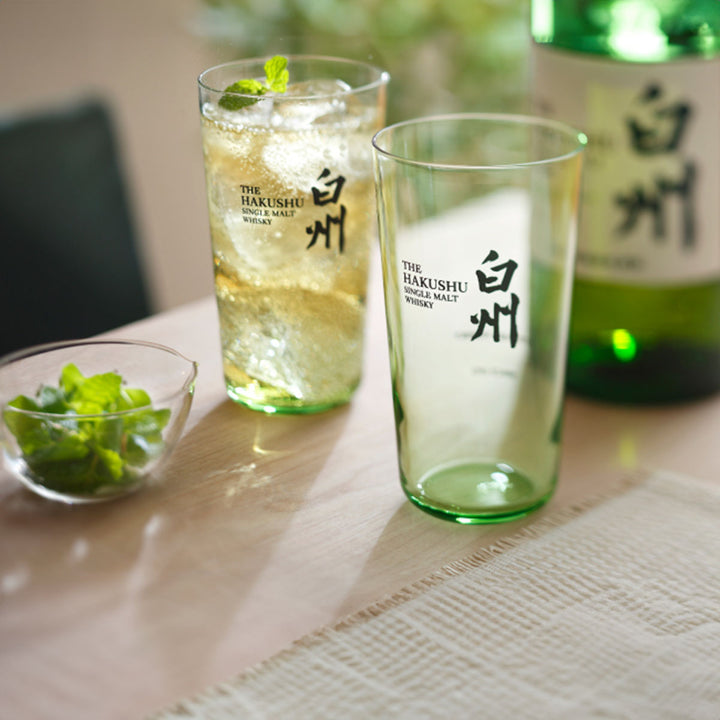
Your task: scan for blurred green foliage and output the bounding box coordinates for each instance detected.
[196,0,530,122]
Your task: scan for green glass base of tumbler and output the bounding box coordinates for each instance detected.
[403,461,554,525]
[225,379,355,415]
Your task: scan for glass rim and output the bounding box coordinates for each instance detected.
[0,338,198,416]
[198,54,390,100]
[372,112,587,171]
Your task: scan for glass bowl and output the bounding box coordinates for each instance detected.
[0,339,198,504]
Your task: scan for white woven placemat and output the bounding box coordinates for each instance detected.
[151,470,720,719]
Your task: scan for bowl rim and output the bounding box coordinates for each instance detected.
[0,338,198,419]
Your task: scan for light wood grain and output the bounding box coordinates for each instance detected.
[2,263,720,720]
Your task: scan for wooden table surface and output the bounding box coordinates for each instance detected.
[2,263,720,720]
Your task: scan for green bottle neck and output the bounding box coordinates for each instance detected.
[532,0,720,61]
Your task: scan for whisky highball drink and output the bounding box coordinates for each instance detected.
[198,56,388,413]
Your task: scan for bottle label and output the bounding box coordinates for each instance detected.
[532,44,720,285]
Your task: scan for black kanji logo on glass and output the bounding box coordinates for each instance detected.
[306,168,347,252]
[470,250,520,348]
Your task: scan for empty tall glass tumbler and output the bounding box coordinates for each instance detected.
[372,114,585,523]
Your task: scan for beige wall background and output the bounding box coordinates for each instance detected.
[0,0,227,312]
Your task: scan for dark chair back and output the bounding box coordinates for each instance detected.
[0,98,151,356]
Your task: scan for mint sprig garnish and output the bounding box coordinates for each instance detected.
[219,55,289,111]
[3,363,170,495]
[263,56,290,92]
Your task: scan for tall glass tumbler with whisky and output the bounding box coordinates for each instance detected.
[199,56,388,413]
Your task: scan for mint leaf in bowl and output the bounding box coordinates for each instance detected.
[3,362,172,499]
[0,339,197,504]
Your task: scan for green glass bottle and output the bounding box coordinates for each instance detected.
[531,0,720,403]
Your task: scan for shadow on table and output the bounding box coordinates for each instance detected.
[333,488,555,621]
[0,397,351,692]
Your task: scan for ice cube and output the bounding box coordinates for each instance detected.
[202,95,274,129]
[283,78,352,98]
[271,79,352,128]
